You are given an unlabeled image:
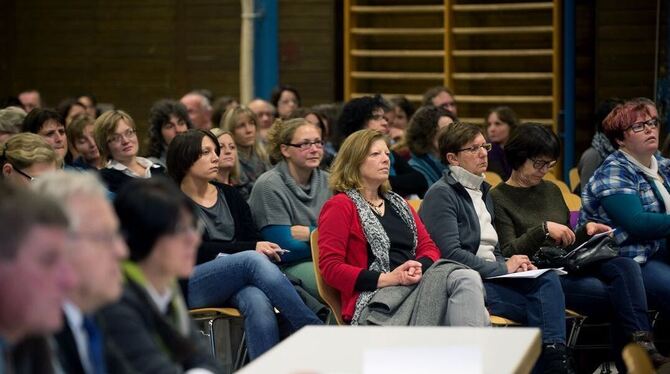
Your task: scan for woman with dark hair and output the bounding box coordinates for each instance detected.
[406,105,457,187]
[146,99,192,168]
[167,129,322,359]
[319,129,488,326]
[491,123,668,368]
[485,106,519,180]
[271,85,301,119]
[56,98,86,126]
[100,178,222,372]
[388,96,415,143]
[22,108,68,161]
[335,95,427,198]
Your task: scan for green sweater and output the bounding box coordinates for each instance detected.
[490,180,579,257]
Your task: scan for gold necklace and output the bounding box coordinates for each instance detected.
[366,199,384,214]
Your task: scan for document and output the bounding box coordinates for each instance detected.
[485,268,567,279]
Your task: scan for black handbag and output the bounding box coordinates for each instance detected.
[532,235,619,273]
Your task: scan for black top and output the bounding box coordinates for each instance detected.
[194,188,235,242]
[389,151,429,198]
[99,165,166,194]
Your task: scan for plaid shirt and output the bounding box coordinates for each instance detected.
[580,150,670,263]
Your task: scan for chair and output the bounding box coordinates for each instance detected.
[569,167,580,192]
[190,307,248,370]
[546,178,572,196]
[484,171,503,187]
[407,199,421,212]
[563,192,582,211]
[622,342,655,374]
[490,315,521,327]
[309,230,346,325]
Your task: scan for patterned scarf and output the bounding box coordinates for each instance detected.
[345,188,418,325]
[591,131,616,160]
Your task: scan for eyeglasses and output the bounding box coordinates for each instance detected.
[107,128,136,144]
[10,164,35,181]
[530,158,557,170]
[457,143,492,154]
[285,140,324,150]
[626,118,659,133]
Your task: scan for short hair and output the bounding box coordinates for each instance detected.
[266,118,320,163]
[184,91,212,110]
[22,108,64,134]
[220,106,268,161]
[594,98,624,133]
[335,95,389,150]
[210,128,240,182]
[0,107,26,134]
[486,106,519,130]
[406,105,452,156]
[1,133,58,170]
[438,122,485,165]
[167,129,220,185]
[147,99,193,158]
[602,99,655,149]
[270,85,302,109]
[329,129,391,194]
[389,96,416,121]
[505,123,561,170]
[66,113,95,144]
[114,178,196,262]
[422,86,454,107]
[31,171,108,231]
[56,98,86,123]
[0,179,68,261]
[93,110,135,164]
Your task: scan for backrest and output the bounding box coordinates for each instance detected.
[484,171,503,187]
[569,167,580,192]
[407,199,421,212]
[310,229,345,325]
[622,343,655,374]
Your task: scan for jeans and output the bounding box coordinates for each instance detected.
[640,246,670,315]
[187,251,323,359]
[484,271,565,344]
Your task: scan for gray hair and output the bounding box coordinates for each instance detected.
[0,107,27,134]
[185,91,212,110]
[32,171,109,231]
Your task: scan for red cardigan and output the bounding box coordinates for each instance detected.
[317,193,441,322]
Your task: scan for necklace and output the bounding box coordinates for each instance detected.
[365,198,384,215]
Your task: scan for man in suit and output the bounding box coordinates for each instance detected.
[0,180,77,373]
[33,171,129,374]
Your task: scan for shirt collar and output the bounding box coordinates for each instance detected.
[143,282,174,315]
[62,301,84,330]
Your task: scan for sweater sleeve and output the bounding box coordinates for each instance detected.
[493,200,546,258]
[389,151,429,197]
[260,225,311,263]
[420,185,508,277]
[601,193,670,239]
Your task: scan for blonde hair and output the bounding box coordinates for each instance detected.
[210,128,240,183]
[266,118,320,164]
[329,129,391,194]
[1,133,58,170]
[93,110,135,164]
[220,106,268,163]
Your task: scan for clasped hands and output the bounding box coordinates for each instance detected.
[378,260,423,287]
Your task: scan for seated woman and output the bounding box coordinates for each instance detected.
[66,113,103,170]
[581,99,670,336]
[271,85,301,120]
[167,129,322,359]
[485,106,519,181]
[94,110,165,194]
[22,108,68,162]
[335,95,428,198]
[146,99,192,168]
[418,122,570,373]
[210,127,246,188]
[318,128,489,327]
[387,96,415,144]
[490,123,669,368]
[248,118,331,298]
[1,133,58,185]
[100,178,221,373]
[578,98,623,188]
[406,105,456,186]
[221,106,271,199]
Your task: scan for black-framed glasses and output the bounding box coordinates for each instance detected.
[626,118,659,133]
[10,164,35,182]
[530,158,557,170]
[457,143,492,154]
[285,140,324,150]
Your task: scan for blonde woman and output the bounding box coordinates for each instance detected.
[1,133,59,185]
[94,110,165,193]
[210,127,251,199]
[221,106,270,198]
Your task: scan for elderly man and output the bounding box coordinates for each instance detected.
[180,91,213,130]
[422,86,458,116]
[247,98,275,141]
[33,172,130,374]
[0,180,77,373]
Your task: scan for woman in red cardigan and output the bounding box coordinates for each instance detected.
[317,129,489,325]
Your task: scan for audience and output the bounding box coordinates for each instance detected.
[318,129,488,326]
[146,99,192,168]
[485,106,519,180]
[248,118,331,297]
[0,107,26,143]
[406,105,455,186]
[578,98,624,187]
[271,85,301,120]
[57,97,87,126]
[422,86,458,115]
[66,114,102,170]
[22,108,68,161]
[166,131,323,359]
[387,96,415,143]
[94,110,166,194]
[78,93,99,118]
[1,133,59,185]
[211,95,239,127]
[180,91,214,130]
[18,89,42,113]
[247,98,276,141]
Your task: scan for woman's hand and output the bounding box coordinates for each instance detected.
[290,225,311,241]
[255,241,283,262]
[377,260,423,288]
[546,221,576,246]
[506,255,537,273]
[585,222,613,236]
